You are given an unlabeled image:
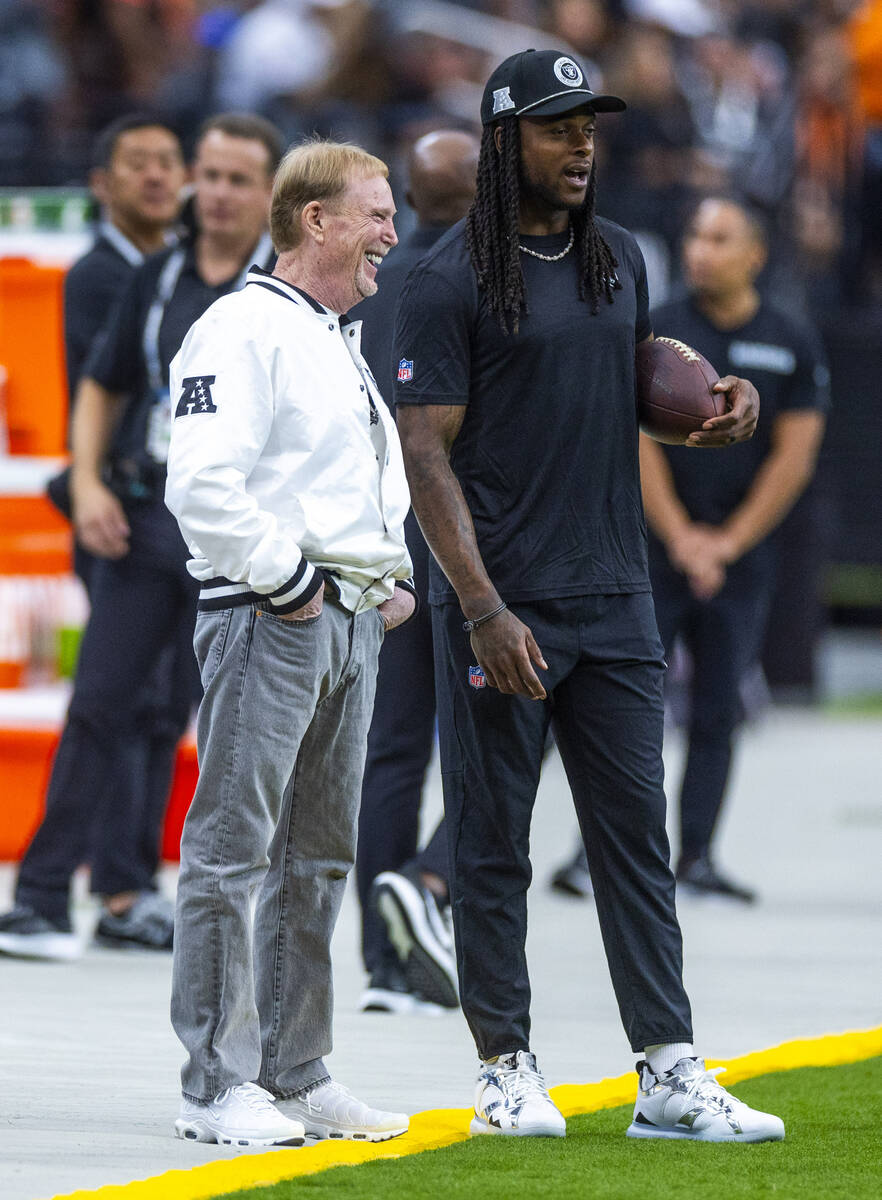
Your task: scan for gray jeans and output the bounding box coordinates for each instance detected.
[171,598,383,1102]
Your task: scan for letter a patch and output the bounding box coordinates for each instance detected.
[175,376,218,417]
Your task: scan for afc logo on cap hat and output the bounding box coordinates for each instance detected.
[554,56,584,87]
[492,86,515,114]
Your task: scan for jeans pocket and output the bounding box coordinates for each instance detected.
[256,605,323,628]
[195,608,232,689]
[374,605,387,641]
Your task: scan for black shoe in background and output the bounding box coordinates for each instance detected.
[675,854,757,903]
[550,844,593,898]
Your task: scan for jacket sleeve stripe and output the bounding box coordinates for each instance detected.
[268,562,324,613]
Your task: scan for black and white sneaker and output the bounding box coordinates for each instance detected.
[0,905,80,961]
[94,890,174,949]
[676,855,756,903]
[471,1051,565,1137]
[359,961,444,1015]
[627,1057,784,1142]
[371,866,458,1008]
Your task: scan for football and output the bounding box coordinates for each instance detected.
[636,337,724,444]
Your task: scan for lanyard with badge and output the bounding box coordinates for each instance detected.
[143,248,186,464]
[143,234,274,463]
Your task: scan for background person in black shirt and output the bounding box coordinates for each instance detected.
[355,129,479,1017]
[641,196,828,902]
[63,115,185,400]
[394,49,782,1143]
[0,114,280,962]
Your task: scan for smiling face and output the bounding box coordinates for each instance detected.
[320,172,398,310]
[517,107,596,217]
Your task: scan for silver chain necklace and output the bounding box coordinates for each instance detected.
[518,225,574,262]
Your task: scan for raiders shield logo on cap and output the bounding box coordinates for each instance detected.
[554,57,583,87]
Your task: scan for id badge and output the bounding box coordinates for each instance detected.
[146,387,171,463]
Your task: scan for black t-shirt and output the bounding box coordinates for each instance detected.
[650,296,830,526]
[63,229,140,398]
[358,225,448,406]
[87,238,273,466]
[394,217,652,604]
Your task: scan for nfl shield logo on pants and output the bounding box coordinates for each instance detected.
[397,358,413,382]
[468,666,486,689]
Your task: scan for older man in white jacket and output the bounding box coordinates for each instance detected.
[165,140,415,1148]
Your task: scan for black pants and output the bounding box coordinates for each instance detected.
[650,547,775,862]
[71,534,199,898]
[356,514,448,974]
[16,501,200,920]
[433,591,693,1059]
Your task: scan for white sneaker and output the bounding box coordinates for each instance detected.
[278,1080,409,1142]
[470,1051,566,1137]
[627,1057,785,1142]
[0,905,81,961]
[175,1082,306,1146]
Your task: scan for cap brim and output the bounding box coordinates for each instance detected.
[518,92,626,117]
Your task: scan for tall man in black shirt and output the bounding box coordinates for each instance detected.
[395,49,783,1143]
[356,129,479,1016]
[0,114,280,962]
[641,197,828,901]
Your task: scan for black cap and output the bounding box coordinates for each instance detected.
[480,49,626,126]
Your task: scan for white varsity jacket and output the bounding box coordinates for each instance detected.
[165,268,413,615]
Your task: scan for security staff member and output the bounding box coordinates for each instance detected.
[62,115,190,940]
[63,115,184,405]
[641,196,828,901]
[356,129,479,1016]
[0,113,281,961]
[394,49,783,1144]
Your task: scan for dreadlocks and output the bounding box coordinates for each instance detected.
[465,119,621,334]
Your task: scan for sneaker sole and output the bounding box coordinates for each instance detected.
[0,932,81,961]
[174,1119,305,1147]
[299,1122,409,1143]
[470,1115,566,1138]
[94,932,173,951]
[626,1121,784,1143]
[359,987,444,1016]
[374,878,458,1008]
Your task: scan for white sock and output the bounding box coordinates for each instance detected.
[644,1042,695,1075]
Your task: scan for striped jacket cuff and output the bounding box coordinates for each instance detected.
[267,562,324,614]
[392,579,419,627]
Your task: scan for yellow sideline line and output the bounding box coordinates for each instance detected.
[48,1026,882,1200]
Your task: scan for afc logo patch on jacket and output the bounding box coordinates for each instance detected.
[175,376,218,417]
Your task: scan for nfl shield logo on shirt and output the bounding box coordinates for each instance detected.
[468,666,486,690]
[397,358,414,382]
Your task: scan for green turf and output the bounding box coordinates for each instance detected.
[223,1057,881,1200]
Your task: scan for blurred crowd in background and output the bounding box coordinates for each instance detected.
[2,0,881,318]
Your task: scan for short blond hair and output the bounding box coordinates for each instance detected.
[270,139,389,252]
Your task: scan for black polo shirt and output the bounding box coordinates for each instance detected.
[87,237,274,466]
[63,224,143,398]
[650,296,830,527]
[393,217,652,605]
